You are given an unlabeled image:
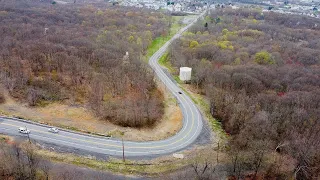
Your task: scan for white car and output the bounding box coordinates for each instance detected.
[18,127,30,134]
[48,127,59,133]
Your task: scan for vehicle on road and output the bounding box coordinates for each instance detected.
[18,127,30,134]
[0,11,205,157]
[178,92,182,94]
[48,127,59,133]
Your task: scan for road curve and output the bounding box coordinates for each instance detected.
[0,12,205,157]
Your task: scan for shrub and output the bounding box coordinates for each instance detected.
[254,51,275,65]
[0,93,5,104]
[189,40,199,48]
[222,28,229,35]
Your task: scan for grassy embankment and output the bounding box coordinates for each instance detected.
[0,14,223,176]
[158,52,183,84]
[1,134,221,176]
[145,16,187,61]
[154,15,226,137]
[37,149,190,176]
[34,142,222,176]
[158,50,227,139]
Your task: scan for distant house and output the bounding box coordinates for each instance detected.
[167,5,174,11]
[175,3,182,11]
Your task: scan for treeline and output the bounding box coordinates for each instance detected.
[168,8,320,179]
[0,140,120,180]
[0,141,50,180]
[0,1,169,127]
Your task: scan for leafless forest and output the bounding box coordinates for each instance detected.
[168,8,320,179]
[0,140,123,180]
[0,0,169,127]
[1,0,320,179]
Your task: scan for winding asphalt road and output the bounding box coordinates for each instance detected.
[0,11,205,157]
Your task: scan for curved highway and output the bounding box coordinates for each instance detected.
[0,12,205,157]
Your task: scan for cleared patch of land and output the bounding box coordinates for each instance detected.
[0,83,182,141]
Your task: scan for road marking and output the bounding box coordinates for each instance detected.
[2,121,200,155]
[149,28,204,146]
[1,96,196,150]
[1,64,200,152]
[2,122,122,148]
[0,12,205,155]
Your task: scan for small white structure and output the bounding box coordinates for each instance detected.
[175,3,183,11]
[179,67,192,82]
[123,51,129,61]
[44,28,49,35]
[173,153,184,159]
[122,51,130,66]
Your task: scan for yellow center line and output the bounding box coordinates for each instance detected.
[2,122,122,148]
[1,24,201,151]
[2,95,195,150]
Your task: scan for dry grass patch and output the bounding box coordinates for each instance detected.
[1,135,220,177]
[34,143,220,176]
[0,83,183,141]
[112,82,183,141]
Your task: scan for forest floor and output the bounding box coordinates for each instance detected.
[0,84,182,141]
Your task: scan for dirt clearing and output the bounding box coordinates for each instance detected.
[0,85,182,141]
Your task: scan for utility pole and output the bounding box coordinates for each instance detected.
[216,140,220,163]
[26,126,31,143]
[122,138,125,162]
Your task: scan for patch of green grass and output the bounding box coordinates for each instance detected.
[171,73,226,138]
[158,52,168,66]
[0,109,10,116]
[180,86,223,134]
[67,126,80,131]
[173,75,183,84]
[145,16,187,61]
[146,37,167,59]
[178,86,197,104]
[196,96,225,136]
[182,90,226,138]
[152,32,227,139]
[37,149,191,176]
[107,129,125,138]
[159,52,176,73]
[170,16,185,33]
